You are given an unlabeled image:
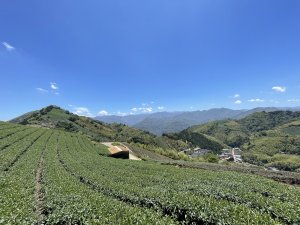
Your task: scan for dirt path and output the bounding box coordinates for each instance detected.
[102,142,141,160]
[35,155,44,224]
[34,132,53,224]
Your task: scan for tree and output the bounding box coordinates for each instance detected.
[203,153,219,163]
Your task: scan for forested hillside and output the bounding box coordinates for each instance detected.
[168,111,300,171]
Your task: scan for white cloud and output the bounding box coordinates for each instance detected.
[270,100,280,104]
[36,85,59,95]
[73,107,93,117]
[288,99,300,102]
[116,111,129,116]
[2,42,15,51]
[272,86,286,93]
[229,94,240,98]
[248,98,264,102]
[50,82,59,90]
[98,110,109,116]
[157,106,165,111]
[131,106,153,113]
[234,100,242,104]
[143,107,152,113]
[36,88,48,93]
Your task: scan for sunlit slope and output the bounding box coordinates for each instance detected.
[1,121,300,224]
[10,105,189,160]
[169,111,300,171]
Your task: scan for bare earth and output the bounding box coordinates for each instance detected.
[102,142,141,160]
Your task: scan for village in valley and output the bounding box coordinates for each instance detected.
[181,147,243,163]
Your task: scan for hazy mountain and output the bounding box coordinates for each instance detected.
[95,111,182,126]
[96,107,300,135]
[133,108,245,135]
[95,114,149,125]
[96,108,245,135]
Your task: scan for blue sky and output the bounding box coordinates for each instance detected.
[1,0,300,120]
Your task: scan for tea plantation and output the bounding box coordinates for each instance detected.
[0,122,299,224]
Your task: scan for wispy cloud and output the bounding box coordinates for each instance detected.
[2,42,15,51]
[288,99,300,103]
[131,106,153,113]
[116,111,129,116]
[248,98,264,102]
[98,110,109,116]
[36,88,48,93]
[73,107,93,117]
[36,82,60,95]
[234,100,242,104]
[229,94,240,99]
[50,82,59,90]
[272,86,286,93]
[157,106,165,111]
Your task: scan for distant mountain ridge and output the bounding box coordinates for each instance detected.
[96,107,300,135]
[8,105,300,171]
[96,112,182,126]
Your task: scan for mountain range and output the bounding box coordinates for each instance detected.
[96,107,300,135]
[8,105,300,171]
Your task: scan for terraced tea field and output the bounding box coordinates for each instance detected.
[1,121,300,224]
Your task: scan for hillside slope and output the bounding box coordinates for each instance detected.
[10,105,190,160]
[169,111,300,171]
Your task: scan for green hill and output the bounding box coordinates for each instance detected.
[10,105,189,160]
[239,110,300,132]
[164,130,227,153]
[169,111,300,171]
[184,119,249,148]
[10,107,300,171]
